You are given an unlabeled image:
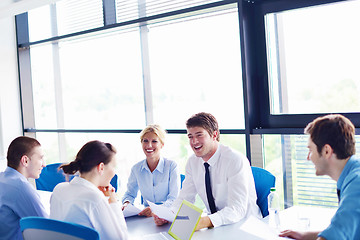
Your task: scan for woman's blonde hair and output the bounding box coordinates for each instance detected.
[140,124,167,145]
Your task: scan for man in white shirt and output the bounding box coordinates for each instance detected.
[154,112,261,229]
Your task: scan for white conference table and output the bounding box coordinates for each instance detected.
[126,214,263,240]
[38,191,336,240]
[126,206,336,240]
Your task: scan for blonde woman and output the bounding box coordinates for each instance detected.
[122,124,180,217]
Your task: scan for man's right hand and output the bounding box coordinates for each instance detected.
[153,214,169,226]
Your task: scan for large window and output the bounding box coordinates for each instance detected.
[266,0,360,115]
[264,133,360,209]
[148,10,244,129]
[31,31,145,129]
[21,0,246,200]
[17,0,360,209]
[262,0,360,209]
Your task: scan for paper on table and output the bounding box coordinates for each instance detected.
[147,201,175,222]
[239,216,290,240]
[123,204,142,217]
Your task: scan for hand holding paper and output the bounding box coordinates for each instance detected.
[148,201,176,222]
[123,203,142,217]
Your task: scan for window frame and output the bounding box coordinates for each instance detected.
[16,0,248,160]
[242,0,360,133]
[16,0,360,164]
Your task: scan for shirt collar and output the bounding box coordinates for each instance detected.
[203,144,220,166]
[5,166,28,182]
[141,157,165,173]
[337,155,356,190]
[71,176,104,196]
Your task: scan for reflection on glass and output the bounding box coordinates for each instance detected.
[266,1,360,114]
[148,10,245,129]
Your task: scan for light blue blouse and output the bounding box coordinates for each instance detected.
[319,155,360,239]
[122,157,180,207]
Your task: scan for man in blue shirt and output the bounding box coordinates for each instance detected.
[280,114,360,240]
[0,136,48,240]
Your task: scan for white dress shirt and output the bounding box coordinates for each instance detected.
[50,177,128,240]
[172,144,261,227]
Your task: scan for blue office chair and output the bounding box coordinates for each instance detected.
[180,174,185,189]
[20,216,99,240]
[251,166,276,217]
[36,163,119,192]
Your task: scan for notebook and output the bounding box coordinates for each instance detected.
[143,200,202,240]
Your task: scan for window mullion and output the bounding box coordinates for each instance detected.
[138,0,154,125]
[51,4,67,162]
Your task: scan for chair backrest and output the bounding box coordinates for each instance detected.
[36,163,118,192]
[20,217,99,240]
[251,166,276,217]
[35,163,75,192]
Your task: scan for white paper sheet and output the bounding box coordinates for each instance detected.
[148,201,176,222]
[239,216,290,240]
[123,204,142,217]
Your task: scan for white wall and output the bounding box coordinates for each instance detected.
[0,0,62,172]
[0,16,23,171]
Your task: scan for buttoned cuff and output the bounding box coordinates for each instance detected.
[208,213,222,228]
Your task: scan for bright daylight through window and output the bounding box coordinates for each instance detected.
[266,0,360,115]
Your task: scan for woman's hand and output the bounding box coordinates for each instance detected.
[153,214,169,226]
[98,185,117,204]
[138,207,152,217]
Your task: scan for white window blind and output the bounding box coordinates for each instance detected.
[293,136,338,208]
[115,0,219,23]
[56,0,104,36]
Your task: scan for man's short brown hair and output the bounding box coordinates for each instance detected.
[186,112,220,141]
[304,114,355,159]
[7,136,41,169]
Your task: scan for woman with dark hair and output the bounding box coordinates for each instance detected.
[50,140,128,240]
